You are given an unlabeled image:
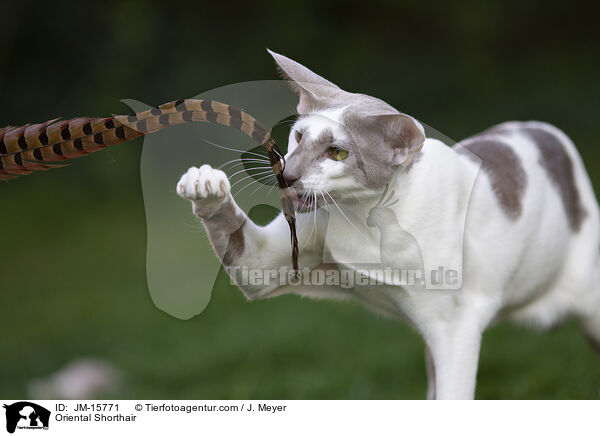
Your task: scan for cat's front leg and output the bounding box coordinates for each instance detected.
[177,165,247,267]
[177,165,234,220]
[425,345,436,400]
[176,165,301,299]
[424,314,483,400]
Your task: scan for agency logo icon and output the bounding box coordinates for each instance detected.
[3,402,50,434]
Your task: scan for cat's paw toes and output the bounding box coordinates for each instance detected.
[177,165,230,215]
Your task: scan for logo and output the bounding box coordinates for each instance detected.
[3,402,50,434]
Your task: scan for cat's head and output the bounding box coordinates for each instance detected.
[269,50,425,212]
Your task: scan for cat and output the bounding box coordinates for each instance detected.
[176,50,600,399]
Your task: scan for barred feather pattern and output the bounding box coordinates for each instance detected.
[0,99,299,270]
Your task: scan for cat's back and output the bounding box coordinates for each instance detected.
[454,121,600,316]
[455,120,596,235]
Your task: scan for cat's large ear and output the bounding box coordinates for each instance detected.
[370,113,425,166]
[267,49,340,114]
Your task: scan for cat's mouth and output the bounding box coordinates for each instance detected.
[293,191,321,212]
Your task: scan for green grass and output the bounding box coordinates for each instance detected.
[1,152,599,400]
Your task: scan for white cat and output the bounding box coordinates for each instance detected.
[176,50,600,399]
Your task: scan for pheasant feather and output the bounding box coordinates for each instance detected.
[0,99,299,270]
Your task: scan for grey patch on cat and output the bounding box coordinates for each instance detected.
[524,127,587,232]
[284,127,338,187]
[222,220,246,266]
[457,139,527,219]
[342,108,412,189]
[314,128,335,149]
[202,202,247,265]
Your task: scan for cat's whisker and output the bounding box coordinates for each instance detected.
[228,166,273,180]
[230,174,274,194]
[324,190,366,237]
[232,160,272,170]
[218,158,243,170]
[231,173,275,195]
[234,175,276,198]
[230,170,275,190]
[218,157,269,171]
[296,191,312,215]
[319,189,329,211]
[249,175,279,197]
[296,191,309,216]
[248,182,266,198]
[310,192,318,248]
[272,118,297,129]
[227,165,267,176]
[232,178,272,200]
[225,163,273,176]
[234,157,272,164]
[201,138,271,160]
[318,189,330,212]
[303,191,317,247]
[220,158,271,172]
[298,192,313,248]
[318,189,333,249]
[233,173,276,198]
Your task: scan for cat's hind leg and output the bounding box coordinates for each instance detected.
[578,293,600,355]
[580,315,600,354]
[576,263,600,355]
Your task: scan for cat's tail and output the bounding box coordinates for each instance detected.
[0,99,284,181]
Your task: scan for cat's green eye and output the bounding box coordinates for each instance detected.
[329,147,349,161]
[295,130,303,143]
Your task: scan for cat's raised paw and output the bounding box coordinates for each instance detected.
[177,165,230,217]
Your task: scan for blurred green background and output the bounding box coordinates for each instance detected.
[1,0,599,399]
